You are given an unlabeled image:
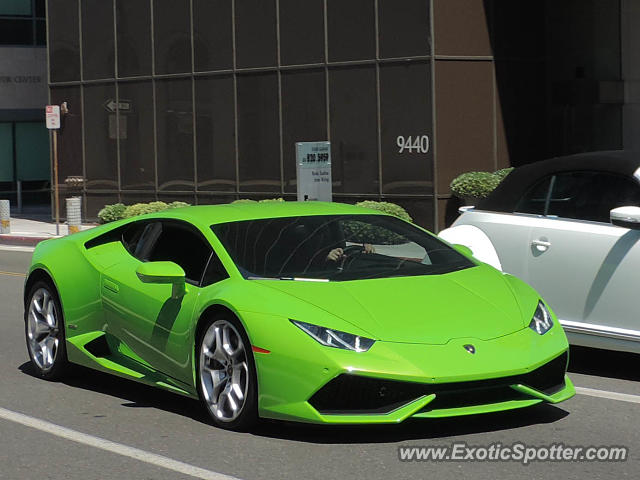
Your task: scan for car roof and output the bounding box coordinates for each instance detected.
[478,150,640,213]
[150,201,386,227]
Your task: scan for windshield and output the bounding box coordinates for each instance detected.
[211,214,475,281]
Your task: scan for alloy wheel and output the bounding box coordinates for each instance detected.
[27,288,60,371]
[199,320,250,422]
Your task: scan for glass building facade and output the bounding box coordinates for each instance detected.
[46,0,640,230]
[0,0,49,212]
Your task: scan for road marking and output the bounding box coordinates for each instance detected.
[0,407,241,480]
[575,386,640,404]
[0,245,34,253]
[0,270,25,278]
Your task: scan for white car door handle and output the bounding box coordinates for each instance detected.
[532,239,551,251]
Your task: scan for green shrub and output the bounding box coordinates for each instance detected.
[344,201,413,245]
[123,201,169,218]
[167,201,190,209]
[450,171,501,199]
[231,198,284,204]
[97,203,126,224]
[354,200,413,222]
[493,167,514,181]
[97,200,193,223]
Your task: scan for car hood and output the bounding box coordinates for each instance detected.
[254,265,531,344]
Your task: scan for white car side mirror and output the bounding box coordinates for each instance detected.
[610,206,640,230]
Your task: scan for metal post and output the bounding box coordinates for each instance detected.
[0,199,10,234]
[16,180,22,214]
[53,129,60,236]
[66,196,81,235]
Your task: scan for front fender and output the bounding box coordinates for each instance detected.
[439,224,502,270]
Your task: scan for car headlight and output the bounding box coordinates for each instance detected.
[529,301,553,335]
[291,320,375,352]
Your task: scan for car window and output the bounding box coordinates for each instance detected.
[515,176,552,215]
[546,171,640,223]
[212,214,474,281]
[201,251,229,286]
[147,222,213,285]
[341,218,429,263]
[122,221,161,260]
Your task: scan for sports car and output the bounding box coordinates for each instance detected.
[24,202,574,431]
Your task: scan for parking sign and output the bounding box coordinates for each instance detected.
[46,105,61,129]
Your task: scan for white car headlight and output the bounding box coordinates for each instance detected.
[291,320,375,352]
[529,301,553,335]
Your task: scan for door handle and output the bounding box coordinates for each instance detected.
[103,278,119,294]
[531,238,551,252]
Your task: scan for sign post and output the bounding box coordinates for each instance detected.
[295,141,332,202]
[45,105,61,235]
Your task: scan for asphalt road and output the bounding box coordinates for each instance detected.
[1,249,639,480]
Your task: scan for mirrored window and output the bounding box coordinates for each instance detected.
[195,75,236,192]
[118,81,155,190]
[193,0,233,71]
[237,73,280,192]
[380,62,433,194]
[153,0,191,75]
[329,66,378,194]
[378,0,431,58]
[279,0,324,65]
[281,69,327,193]
[49,0,80,81]
[83,83,118,189]
[327,0,375,62]
[81,0,115,80]
[155,78,194,191]
[235,0,277,68]
[116,0,152,77]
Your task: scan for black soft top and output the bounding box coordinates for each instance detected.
[477,151,640,213]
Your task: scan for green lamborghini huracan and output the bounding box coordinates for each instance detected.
[24,202,574,430]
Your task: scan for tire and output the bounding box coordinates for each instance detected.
[24,280,69,380]
[196,313,258,431]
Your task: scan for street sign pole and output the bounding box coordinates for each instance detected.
[53,129,59,236]
[46,104,61,236]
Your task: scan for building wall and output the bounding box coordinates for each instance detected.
[46,0,638,230]
[0,0,50,209]
[48,0,441,228]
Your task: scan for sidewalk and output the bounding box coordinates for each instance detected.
[0,217,97,247]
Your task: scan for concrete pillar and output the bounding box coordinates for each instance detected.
[0,200,10,234]
[66,196,82,235]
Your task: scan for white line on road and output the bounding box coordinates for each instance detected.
[0,270,26,277]
[575,386,640,404]
[0,245,34,253]
[0,406,241,480]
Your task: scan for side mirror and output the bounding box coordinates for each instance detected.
[136,261,186,298]
[452,244,473,257]
[610,206,640,230]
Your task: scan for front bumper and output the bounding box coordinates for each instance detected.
[245,311,574,424]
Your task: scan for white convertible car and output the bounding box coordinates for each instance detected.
[440,151,640,354]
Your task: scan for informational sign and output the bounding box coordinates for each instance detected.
[296,141,332,202]
[103,98,132,113]
[45,105,60,129]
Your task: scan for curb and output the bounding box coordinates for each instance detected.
[0,235,60,247]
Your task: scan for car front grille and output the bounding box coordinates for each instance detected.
[308,351,568,414]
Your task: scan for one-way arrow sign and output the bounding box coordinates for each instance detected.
[103,99,132,113]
